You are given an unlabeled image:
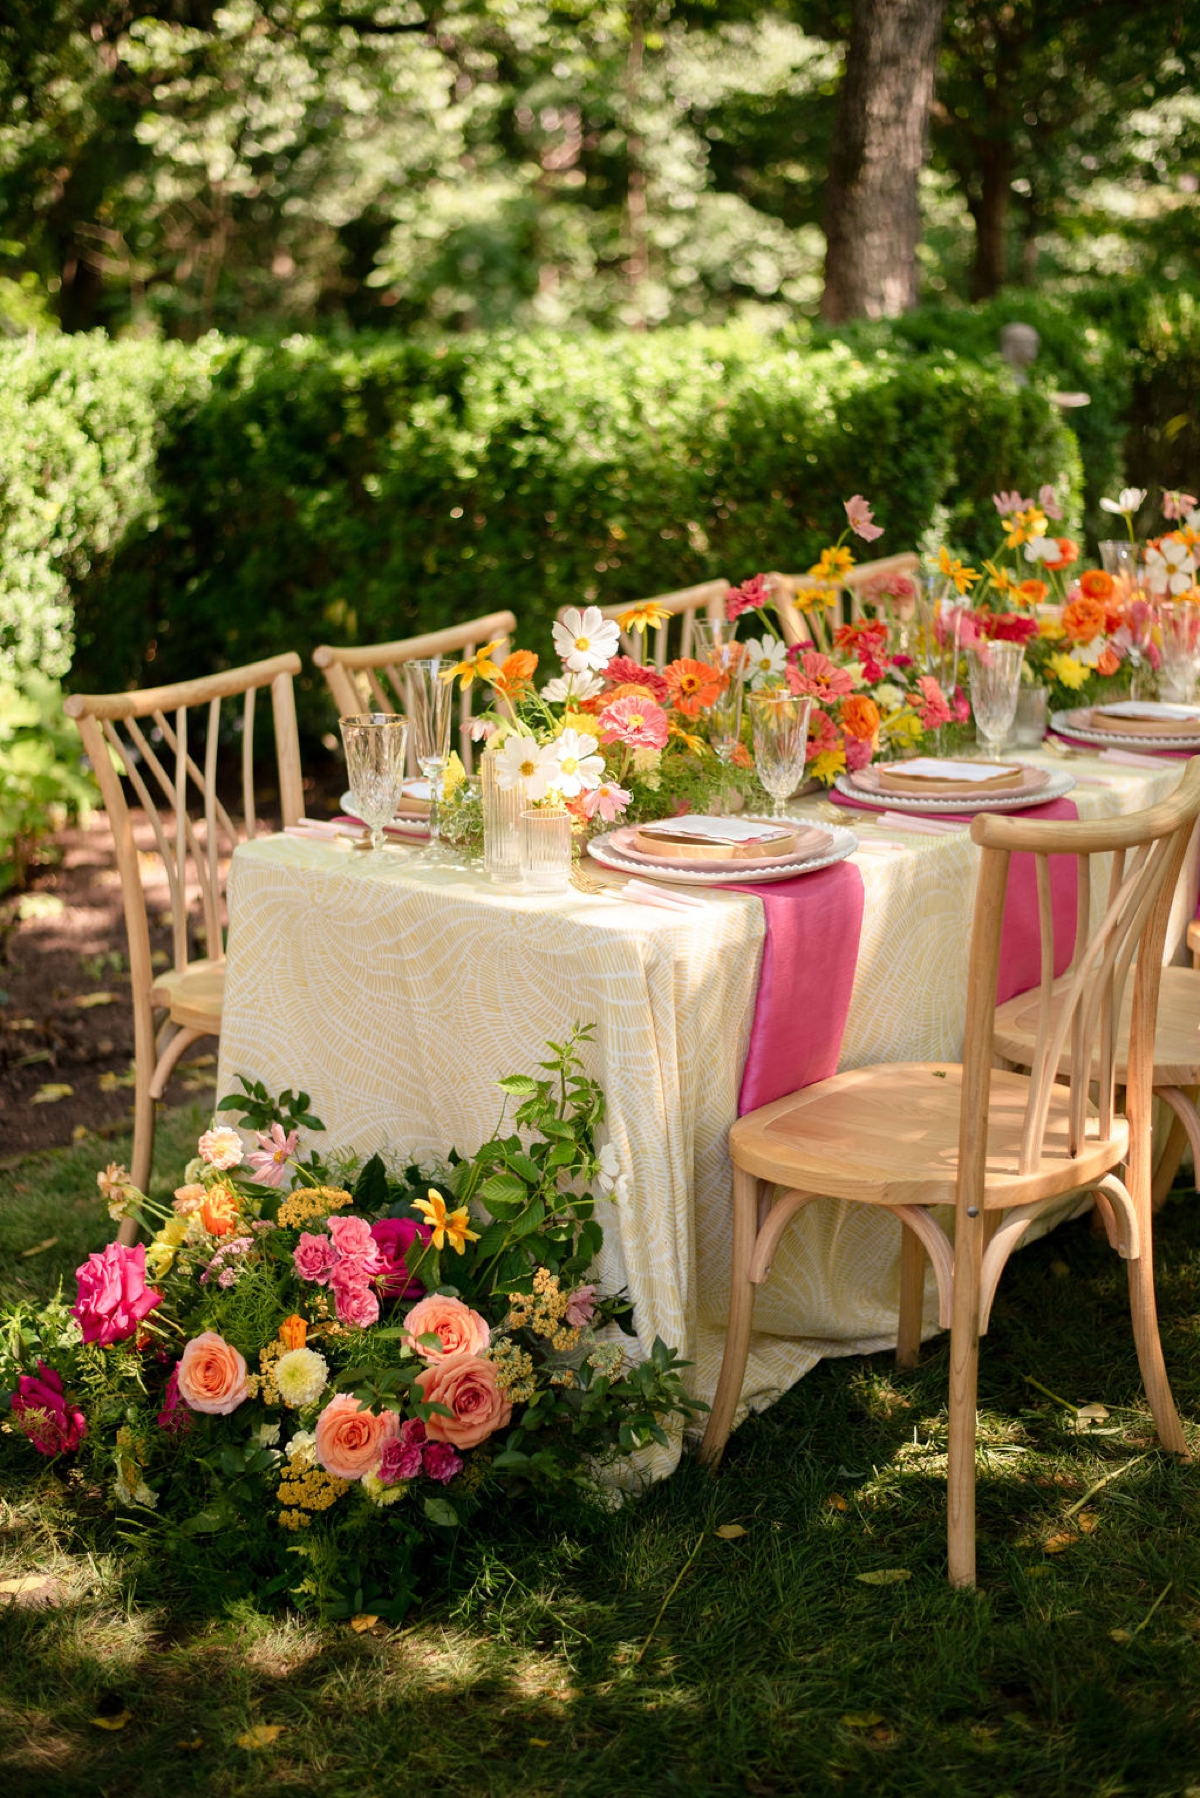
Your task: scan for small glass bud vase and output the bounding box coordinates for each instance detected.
[481,745,523,886]
[521,805,573,893]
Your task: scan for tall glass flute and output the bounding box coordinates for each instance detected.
[1101,541,1151,700]
[405,657,455,857]
[701,641,746,814]
[339,714,409,854]
[968,642,1025,757]
[916,579,964,743]
[750,693,812,819]
[1156,601,1200,704]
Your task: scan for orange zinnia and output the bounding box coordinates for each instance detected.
[1080,569,1114,603]
[493,649,538,700]
[1017,579,1048,607]
[1062,595,1107,644]
[1045,537,1079,571]
[839,695,881,741]
[664,657,724,717]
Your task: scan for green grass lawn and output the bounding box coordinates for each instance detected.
[4,1114,1200,1796]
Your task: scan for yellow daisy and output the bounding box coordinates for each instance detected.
[617,600,673,634]
[412,1189,481,1255]
[937,547,978,594]
[439,641,504,690]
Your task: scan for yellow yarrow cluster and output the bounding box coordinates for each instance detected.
[276,1186,353,1229]
[257,1340,287,1406]
[277,1461,350,1530]
[488,1337,538,1404]
[505,1266,582,1354]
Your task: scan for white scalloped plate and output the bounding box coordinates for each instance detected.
[1049,711,1200,753]
[832,768,1075,814]
[587,820,859,886]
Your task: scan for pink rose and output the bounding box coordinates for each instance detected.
[416,1352,512,1449]
[71,1243,162,1347]
[314,1393,400,1481]
[370,1218,431,1299]
[331,1268,380,1329]
[293,1231,336,1285]
[10,1362,87,1455]
[380,1418,426,1483]
[423,1442,463,1484]
[176,1330,250,1415]
[404,1293,491,1361]
[564,1284,598,1328]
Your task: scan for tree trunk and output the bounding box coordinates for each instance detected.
[820,0,946,323]
[968,141,1012,299]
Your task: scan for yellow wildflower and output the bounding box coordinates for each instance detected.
[667,720,708,755]
[808,546,855,581]
[808,746,847,784]
[412,1189,480,1255]
[1038,616,1066,641]
[439,640,505,690]
[1046,652,1087,690]
[276,1186,353,1228]
[440,750,466,800]
[982,560,1020,599]
[1004,506,1048,549]
[617,600,673,634]
[793,583,838,613]
[937,547,978,594]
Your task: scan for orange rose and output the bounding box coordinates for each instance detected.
[314,1393,400,1480]
[1017,579,1048,607]
[404,1293,490,1361]
[1062,595,1107,644]
[1046,537,1079,571]
[1080,569,1114,603]
[839,695,881,742]
[1096,647,1120,676]
[416,1352,513,1449]
[199,1183,239,1237]
[177,1330,250,1415]
[278,1314,308,1351]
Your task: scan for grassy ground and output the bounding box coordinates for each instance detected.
[4,1115,1200,1797]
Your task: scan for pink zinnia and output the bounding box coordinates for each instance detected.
[843,494,883,543]
[582,782,632,823]
[786,651,855,700]
[596,693,669,750]
[915,676,953,731]
[245,1122,298,1187]
[726,574,769,621]
[804,708,841,764]
[602,657,670,705]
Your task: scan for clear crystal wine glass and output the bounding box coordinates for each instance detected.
[1157,600,1200,704]
[750,692,812,819]
[405,657,455,857]
[339,714,409,854]
[702,641,747,814]
[968,642,1025,757]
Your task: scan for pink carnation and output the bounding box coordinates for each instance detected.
[424,1442,463,1484]
[10,1362,87,1455]
[380,1418,427,1483]
[293,1231,337,1285]
[71,1243,161,1347]
[328,1214,384,1275]
[596,693,669,750]
[331,1266,381,1329]
[843,733,874,771]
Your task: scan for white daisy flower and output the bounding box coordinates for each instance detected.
[494,732,558,800]
[742,635,788,689]
[540,670,605,704]
[275,1347,330,1409]
[551,605,621,673]
[1099,487,1147,518]
[550,728,604,797]
[1145,538,1195,596]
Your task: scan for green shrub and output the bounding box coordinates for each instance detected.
[0,670,96,893]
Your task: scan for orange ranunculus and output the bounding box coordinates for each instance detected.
[1045,537,1079,571]
[1080,569,1114,603]
[278,1314,308,1351]
[840,695,881,741]
[664,657,724,717]
[1096,647,1120,676]
[493,649,538,701]
[1017,579,1048,607]
[199,1182,239,1238]
[1062,595,1107,644]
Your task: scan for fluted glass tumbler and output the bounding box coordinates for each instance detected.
[339,714,409,853]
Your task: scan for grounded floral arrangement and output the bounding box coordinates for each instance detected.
[0,1030,702,1620]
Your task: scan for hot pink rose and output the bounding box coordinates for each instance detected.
[71,1243,162,1347]
[176,1331,250,1415]
[293,1231,337,1285]
[330,1268,380,1329]
[423,1442,463,1484]
[370,1218,431,1299]
[404,1293,491,1361]
[10,1362,87,1455]
[416,1351,512,1449]
[314,1393,400,1481]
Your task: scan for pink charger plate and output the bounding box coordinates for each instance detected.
[605,821,832,873]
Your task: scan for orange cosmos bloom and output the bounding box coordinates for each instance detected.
[1045,537,1079,571]
[664,657,724,717]
[1080,569,1114,603]
[840,695,881,741]
[1062,595,1107,644]
[1018,579,1048,606]
[493,649,538,700]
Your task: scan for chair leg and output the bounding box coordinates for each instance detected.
[121,1070,157,1246]
[946,1213,983,1589]
[896,1221,926,1369]
[1127,1240,1189,1457]
[699,1164,761,1468]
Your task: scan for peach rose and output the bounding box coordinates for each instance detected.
[416,1351,512,1449]
[839,694,881,742]
[177,1330,250,1415]
[314,1393,400,1481]
[404,1293,491,1362]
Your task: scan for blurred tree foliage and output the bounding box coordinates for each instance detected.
[1,0,1195,338]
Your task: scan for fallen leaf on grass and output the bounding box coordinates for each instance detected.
[182,1053,216,1069]
[237,1725,284,1749]
[841,1712,884,1729]
[75,992,117,1009]
[349,1614,379,1632]
[1044,1531,1077,1555]
[1076,1403,1110,1425]
[825,1494,848,1512]
[98,1069,137,1093]
[0,1575,59,1604]
[17,894,64,921]
[1109,1628,1133,1644]
[31,1083,72,1104]
[19,1237,57,1259]
[91,1710,132,1731]
[856,1568,911,1585]
[175,1737,203,1752]
[714,1524,748,1539]
[1076,1511,1099,1535]
[529,1737,551,1748]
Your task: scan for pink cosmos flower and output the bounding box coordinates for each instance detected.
[71,1243,162,1346]
[582,781,632,823]
[293,1231,337,1285]
[1164,491,1199,522]
[992,490,1029,517]
[245,1122,298,1186]
[1038,484,1063,521]
[596,694,670,750]
[843,494,884,543]
[786,651,855,700]
[565,1284,598,1328]
[915,676,953,731]
[602,657,670,705]
[424,1442,463,1484]
[726,574,770,621]
[10,1362,87,1455]
[470,718,498,742]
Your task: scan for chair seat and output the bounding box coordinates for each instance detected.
[151,960,225,1033]
[995,964,1200,1086]
[729,1061,1128,1210]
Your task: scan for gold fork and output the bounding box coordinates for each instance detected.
[571,863,610,895]
[816,799,857,826]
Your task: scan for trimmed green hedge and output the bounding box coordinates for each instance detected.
[2,326,1081,744]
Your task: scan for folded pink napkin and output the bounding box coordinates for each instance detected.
[873,810,966,835]
[618,878,707,914]
[1099,747,1177,771]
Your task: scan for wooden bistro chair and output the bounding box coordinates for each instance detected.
[312,610,516,774]
[700,760,1200,1587]
[64,655,304,1239]
[556,580,730,673]
[770,551,920,652]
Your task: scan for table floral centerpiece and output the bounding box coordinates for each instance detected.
[0,1029,703,1621]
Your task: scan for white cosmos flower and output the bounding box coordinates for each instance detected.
[1024,536,1059,563]
[598,1140,631,1203]
[1074,637,1110,668]
[1145,539,1195,596]
[552,605,621,673]
[550,728,604,797]
[540,669,605,704]
[494,733,558,800]
[1099,487,1147,517]
[742,634,789,689]
[275,1347,330,1409]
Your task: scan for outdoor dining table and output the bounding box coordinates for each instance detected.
[216,746,1200,1480]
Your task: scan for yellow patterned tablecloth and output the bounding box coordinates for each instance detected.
[216,749,1198,1478]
